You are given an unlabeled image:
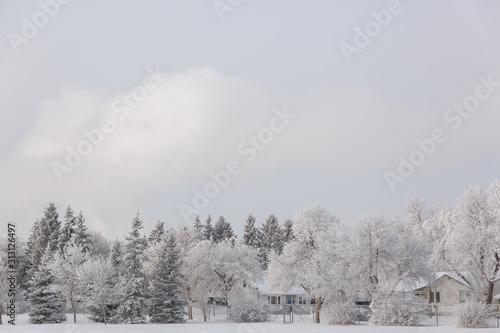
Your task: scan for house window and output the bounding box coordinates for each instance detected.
[459,291,471,303]
[298,297,306,305]
[430,292,440,303]
[243,281,246,288]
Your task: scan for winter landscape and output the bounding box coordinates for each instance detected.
[2,1,500,332]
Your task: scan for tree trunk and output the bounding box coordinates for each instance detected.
[71,300,77,323]
[188,305,193,320]
[315,298,322,324]
[0,305,3,324]
[102,303,107,325]
[486,281,495,304]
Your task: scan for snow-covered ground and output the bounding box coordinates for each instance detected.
[2,311,500,332]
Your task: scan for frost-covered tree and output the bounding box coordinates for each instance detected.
[185,239,263,312]
[58,208,92,254]
[112,213,148,324]
[424,180,500,304]
[48,236,89,323]
[90,231,111,258]
[260,215,283,265]
[193,216,204,241]
[337,213,431,324]
[149,221,165,244]
[149,233,187,323]
[28,252,67,324]
[58,206,76,252]
[268,203,340,323]
[203,215,214,241]
[26,203,61,280]
[282,219,295,243]
[213,216,235,243]
[243,214,260,248]
[80,254,118,324]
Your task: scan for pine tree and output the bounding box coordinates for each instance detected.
[149,233,188,323]
[58,206,76,252]
[27,203,61,280]
[28,253,67,324]
[213,216,234,243]
[259,215,283,268]
[112,213,148,324]
[74,211,92,252]
[193,216,204,241]
[203,215,214,241]
[149,221,165,244]
[283,219,295,243]
[243,214,261,248]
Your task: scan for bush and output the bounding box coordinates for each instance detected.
[455,301,497,328]
[321,303,359,325]
[370,292,429,326]
[228,297,269,323]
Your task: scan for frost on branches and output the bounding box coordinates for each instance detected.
[228,294,268,323]
[369,292,429,326]
[321,303,358,325]
[455,301,497,328]
[424,180,500,304]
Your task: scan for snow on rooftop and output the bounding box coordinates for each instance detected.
[395,272,471,292]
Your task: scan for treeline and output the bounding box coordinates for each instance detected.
[1,204,294,324]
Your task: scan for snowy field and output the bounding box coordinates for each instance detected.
[2,312,500,333]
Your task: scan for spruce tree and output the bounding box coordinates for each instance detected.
[243,214,260,248]
[74,211,92,253]
[149,221,165,244]
[28,253,67,324]
[213,216,234,243]
[259,215,284,268]
[149,233,188,323]
[283,219,295,243]
[203,215,214,241]
[112,213,148,324]
[27,203,61,280]
[193,216,204,241]
[58,206,76,252]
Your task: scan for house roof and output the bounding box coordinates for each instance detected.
[395,272,471,292]
[255,280,306,296]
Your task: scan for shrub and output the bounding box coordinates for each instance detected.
[370,292,429,326]
[455,301,496,328]
[321,303,359,325]
[228,297,269,323]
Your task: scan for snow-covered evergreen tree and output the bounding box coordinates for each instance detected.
[28,252,67,324]
[59,208,92,254]
[282,219,295,243]
[193,216,204,241]
[27,203,61,279]
[213,216,235,243]
[243,214,260,248]
[149,233,188,323]
[112,213,148,324]
[149,220,165,244]
[203,215,214,241]
[58,206,76,252]
[259,215,283,267]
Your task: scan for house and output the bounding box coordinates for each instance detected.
[254,280,314,315]
[396,272,476,315]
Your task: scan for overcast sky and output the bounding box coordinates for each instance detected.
[1,0,500,240]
